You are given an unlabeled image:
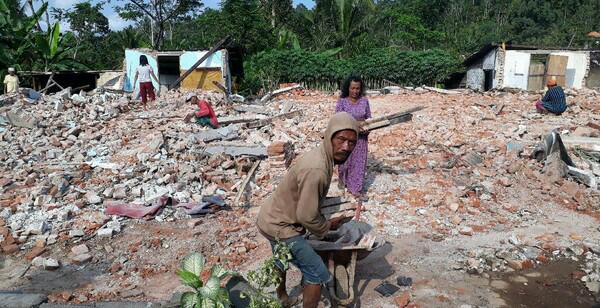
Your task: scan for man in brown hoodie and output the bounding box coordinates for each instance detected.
[257,112,359,308]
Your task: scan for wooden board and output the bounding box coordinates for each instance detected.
[181,68,223,91]
[545,55,568,87]
[527,62,545,91]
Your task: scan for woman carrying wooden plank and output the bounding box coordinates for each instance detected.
[335,76,371,198]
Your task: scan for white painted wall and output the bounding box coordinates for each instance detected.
[502,51,531,90]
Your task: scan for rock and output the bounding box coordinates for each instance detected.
[0,293,47,308]
[112,185,128,199]
[69,229,84,238]
[25,246,45,261]
[542,152,567,184]
[72,253,92,264]
[86,192,102,204]
[6,110,37,129]
[71,94,87,104]
[586,281,600,294]
[506,259,523,270]
[43,258,59,270]
[71,244,89,255]
[449,203,459,212]
[97,228,113,238]
[26,220,49,235]
[459,227,473,236]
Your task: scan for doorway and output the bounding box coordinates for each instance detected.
[157,55,180,86]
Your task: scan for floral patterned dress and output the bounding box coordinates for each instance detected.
[335,97,371,196]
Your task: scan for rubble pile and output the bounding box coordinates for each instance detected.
[0,87,304,262]
[0,84,599,305]
[267,141,295,169]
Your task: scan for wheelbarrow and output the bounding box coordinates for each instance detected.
[307,222,383,306]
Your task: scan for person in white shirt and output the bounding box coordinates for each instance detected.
[4,67,19,94]
[133,55,159,110]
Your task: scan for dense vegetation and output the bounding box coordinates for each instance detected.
[2,0,599,93]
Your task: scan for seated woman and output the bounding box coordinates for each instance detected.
[536,79,567,115]
[185,93,219,128]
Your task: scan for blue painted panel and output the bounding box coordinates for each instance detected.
[124,50,160,92]
[180,50,222,70]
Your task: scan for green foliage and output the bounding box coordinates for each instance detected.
[221,0,276,55]
[0,0,46,75]
[242,48,463,94]
[116,0,203,49]
[243,242,293,308]
[64,2,110,38]
[32,22,84,71]
[176,252,235,308]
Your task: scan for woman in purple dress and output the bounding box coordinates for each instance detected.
[335,76,371,197]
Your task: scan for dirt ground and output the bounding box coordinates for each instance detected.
[1,88,600,307]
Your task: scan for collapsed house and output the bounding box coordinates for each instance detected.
[463,43,600,91]
[123,49,233,93]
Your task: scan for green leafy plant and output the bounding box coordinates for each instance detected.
[243,242,293,308]
[177,252,235,308]
[242,47,463,94]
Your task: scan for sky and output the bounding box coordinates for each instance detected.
[43,0,315,31]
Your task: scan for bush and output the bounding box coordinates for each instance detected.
[241,48,463,94]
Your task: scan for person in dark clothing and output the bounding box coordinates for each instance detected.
[536,79,567,115]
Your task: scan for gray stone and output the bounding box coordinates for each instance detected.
[463,152,483,166]
[54,101,64,112]
[71,244,89,255]
[6,110,37,129]
[72,253,92,264]
[0,292,47,308]
[586,281,600,294]
[86,192,102,204]
[196,126,240,143]
[112,185,128,199]
[71,94,87,104]
[97,228,113,238]
[204,144,267,158]
[69,229,84,238]
[26,220,49,235]
[43,258,59,270]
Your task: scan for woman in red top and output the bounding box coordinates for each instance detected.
[186,93,219,128]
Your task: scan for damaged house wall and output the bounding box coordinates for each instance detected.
[586,51,600,88]
[464,44,592,91]
[124,49,160,92]
[124,49,231,93]
[179,50,231,92]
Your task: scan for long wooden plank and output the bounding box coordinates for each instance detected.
[169,36,230,89]
[528,62,545,91]
[545,55,568,87]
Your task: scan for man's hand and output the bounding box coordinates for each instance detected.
[329,216,347,230]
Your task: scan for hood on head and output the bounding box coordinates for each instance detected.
[323,112,359,161]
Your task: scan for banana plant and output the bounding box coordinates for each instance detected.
[0,0,46,75]
[33,22,84,71]
[277,28,300,50]
[177,252,234,308]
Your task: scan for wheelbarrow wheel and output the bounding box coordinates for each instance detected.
[335,264,350,301]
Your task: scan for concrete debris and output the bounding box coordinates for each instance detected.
[204,144,267,157]
[0,85,599,306]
